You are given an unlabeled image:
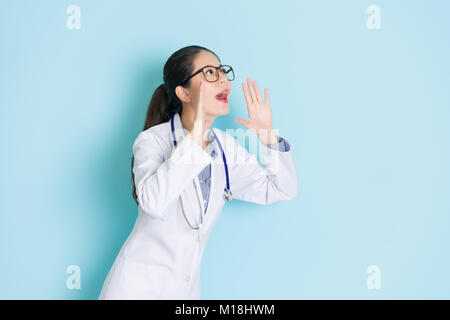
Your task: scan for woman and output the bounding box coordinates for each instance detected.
[98,45,299,299]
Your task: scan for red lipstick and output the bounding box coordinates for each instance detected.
[215,89,229,103]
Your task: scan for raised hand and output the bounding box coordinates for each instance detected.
[235,77,278,145]
[187,81,207,147]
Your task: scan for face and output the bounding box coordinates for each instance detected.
[176,50,232,119]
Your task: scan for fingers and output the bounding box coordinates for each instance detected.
[253,80,263,102]
[190,81,205,146]
[243,77,264,103]
[264,87,269,105]
[242,81,251,106]
[241,82,252,118]
[247,77,257,103]
[195,81,205,127]
[196,81,204,121]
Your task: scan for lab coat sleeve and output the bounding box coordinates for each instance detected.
[226,133,299,205]
[265,136,290,152]
[132,131,212,221]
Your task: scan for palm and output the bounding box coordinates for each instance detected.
[235,77,273,134]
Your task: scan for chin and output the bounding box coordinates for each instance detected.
[209,103,229,116]
[208,100,230,117]
[219,104,230,115]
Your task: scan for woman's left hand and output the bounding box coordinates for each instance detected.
[235,77,279,145]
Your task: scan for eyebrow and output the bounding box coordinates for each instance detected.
[199,64,223,69]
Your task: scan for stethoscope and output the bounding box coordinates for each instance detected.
[171,113,232,230]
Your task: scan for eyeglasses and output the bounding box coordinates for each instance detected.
[179,64,235,85]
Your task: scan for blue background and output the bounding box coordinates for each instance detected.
[1,0,449,299]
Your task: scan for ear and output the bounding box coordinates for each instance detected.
[175,85,191,103]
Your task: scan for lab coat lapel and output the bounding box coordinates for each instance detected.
[172,112,204,227]
[202,130,226,226]
[203,152,215,219]
[171,112,223,227]
[182,179,204,227]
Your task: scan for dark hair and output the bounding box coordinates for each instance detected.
[131,45,220,206]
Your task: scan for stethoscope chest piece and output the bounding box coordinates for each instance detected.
[223,188,232,202]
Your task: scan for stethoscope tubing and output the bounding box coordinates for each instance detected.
[170,113,232,230]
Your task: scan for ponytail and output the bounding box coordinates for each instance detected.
[131,83,176,206]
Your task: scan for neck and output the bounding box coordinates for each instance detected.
[180,109,215,148]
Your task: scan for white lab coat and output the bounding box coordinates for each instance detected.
[98,112,298,299]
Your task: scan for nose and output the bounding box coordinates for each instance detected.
[218,71,229,85]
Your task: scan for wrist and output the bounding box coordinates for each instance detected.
[258,129,278,145]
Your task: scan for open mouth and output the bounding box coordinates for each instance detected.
[215,92,229,103]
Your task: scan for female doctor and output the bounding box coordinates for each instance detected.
[98,45,299,299]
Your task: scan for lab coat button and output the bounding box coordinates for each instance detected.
[186,275,191,282]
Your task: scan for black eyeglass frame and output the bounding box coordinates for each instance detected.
[179,64,235,85]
